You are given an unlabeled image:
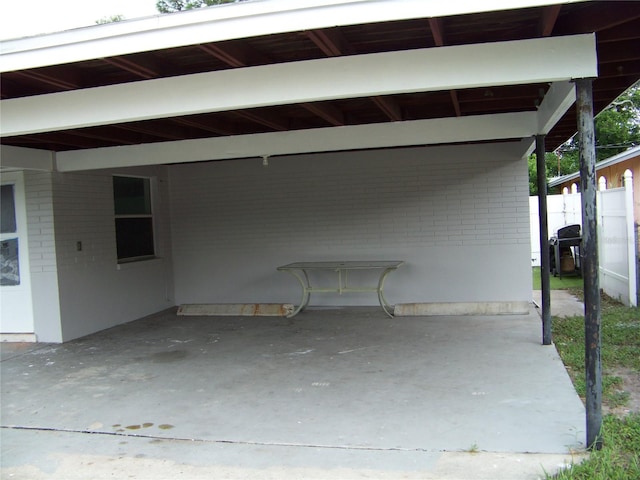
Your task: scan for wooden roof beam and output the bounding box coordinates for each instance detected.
[56,112,540,172]
[2,35,598,137]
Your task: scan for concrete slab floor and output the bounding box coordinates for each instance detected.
[1,307,586,479]
[532,290,584,318]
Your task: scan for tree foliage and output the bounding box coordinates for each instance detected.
[528,152,579,195]
[96,14,125,24]
[529,83,640,195]
[559,84,640,163]
[156,0,245,13]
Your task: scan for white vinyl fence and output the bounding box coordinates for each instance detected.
[529,170,637,306]
[530,193,581,266]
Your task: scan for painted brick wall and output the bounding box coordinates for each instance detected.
[25,172,58,274]
[49,166,175,341]
[24,171,62,342]
[169,143,532,307]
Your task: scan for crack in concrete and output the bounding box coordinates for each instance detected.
[0,425,434,453]
[0,343,60,363]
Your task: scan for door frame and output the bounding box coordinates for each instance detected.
[1,171,35,341]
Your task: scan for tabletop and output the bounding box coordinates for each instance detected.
[278,261,404,270]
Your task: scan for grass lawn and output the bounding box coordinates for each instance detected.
[532,266,584,290]
[542,272,640,479]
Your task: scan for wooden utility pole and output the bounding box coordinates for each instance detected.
[575,78,602,450]
[536,134,552,346]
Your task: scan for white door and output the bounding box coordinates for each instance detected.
[1,172,34,335]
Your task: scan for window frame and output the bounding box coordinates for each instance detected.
[113,175,157,264]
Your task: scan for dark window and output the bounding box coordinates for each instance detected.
[113,176,155,262]
[1,185,17,233]
[1,185,19,285]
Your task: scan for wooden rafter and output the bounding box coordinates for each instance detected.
[198,42,271,68]
[428,18,445,46]
[449,90,462,117]
[372,96,402,122]
[309,28,404,122]
[540,5,562,36]
[102,56,158,79]
[17,132,99,149]
[554,2,640,35]
[300,102,345,126]
[305,29,353,57]
[172,117,234,136]
[199,44,247,68]
[235,110,289,131]
[114,123,185,141]
[59,129,138,146]
[14,70,79,90]
[429,18,461,117]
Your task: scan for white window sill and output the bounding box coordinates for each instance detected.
[116,257,163,271]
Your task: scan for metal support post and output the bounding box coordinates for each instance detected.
[575,78,602,450]
[536,135,552,345]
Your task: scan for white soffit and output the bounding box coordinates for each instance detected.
[0,0,589,72]
[0,34,597,137]
[55,112,538,171]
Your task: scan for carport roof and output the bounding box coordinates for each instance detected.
[1,0,639,168]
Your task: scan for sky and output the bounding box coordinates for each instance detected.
[1,0,160,40]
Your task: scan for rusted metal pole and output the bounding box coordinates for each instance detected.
[575,78,602,450]
[536,135,552,345]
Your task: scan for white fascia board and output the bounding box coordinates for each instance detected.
[1,0,590,72]
[55,111,538,171]
[0,145,53,171]
[1,35,597,138]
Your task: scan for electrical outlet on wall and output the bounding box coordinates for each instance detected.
[76,241,83,252]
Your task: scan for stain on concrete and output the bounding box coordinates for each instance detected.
[151,350,187,363]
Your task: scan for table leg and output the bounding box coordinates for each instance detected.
[377,267,396,318]
[281,268,311,317]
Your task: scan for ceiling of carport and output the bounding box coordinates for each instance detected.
[1,0,639,158]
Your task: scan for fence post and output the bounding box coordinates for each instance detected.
[598,176,607,191]
[624,170,637,307]
[575,78,602,450]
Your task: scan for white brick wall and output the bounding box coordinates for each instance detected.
[52,172,115,269]
[24,171,62,342]
[25,171,58,274]
[170,143,532,306]
[46,167,174,341]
